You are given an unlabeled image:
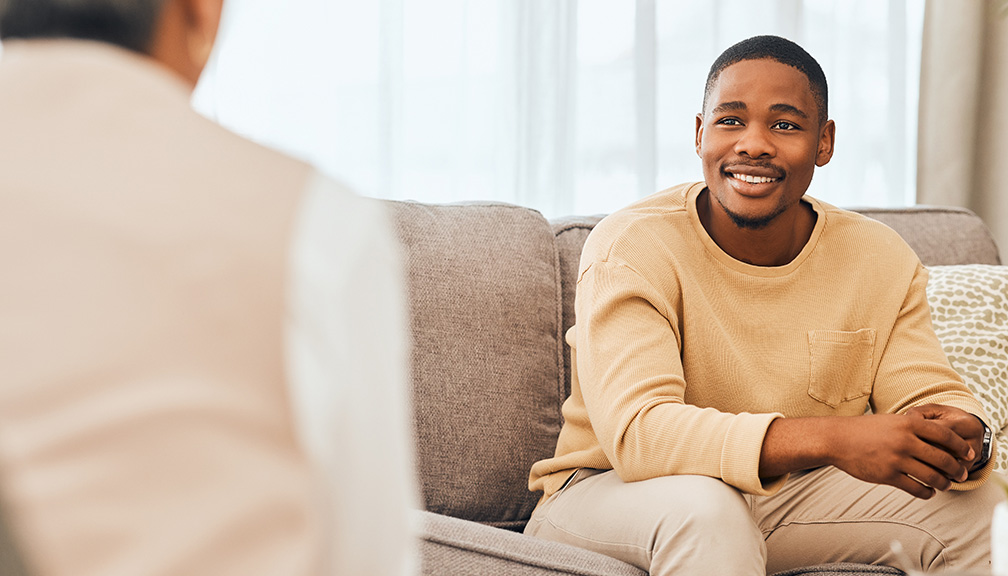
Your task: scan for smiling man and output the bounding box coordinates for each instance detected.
[523,35,999,575]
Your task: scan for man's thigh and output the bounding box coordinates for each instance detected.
[753,466,1002,574]
[525,469,767,576]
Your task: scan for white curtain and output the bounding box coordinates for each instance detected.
[195,0,925,219]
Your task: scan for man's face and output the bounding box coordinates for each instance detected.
[695,58,834,229]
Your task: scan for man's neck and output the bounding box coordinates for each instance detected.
[696,189,817,267]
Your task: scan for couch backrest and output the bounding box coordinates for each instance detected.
[386,200,565,532]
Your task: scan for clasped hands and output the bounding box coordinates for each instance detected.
[761,404,986,500]
[831,403,985,499]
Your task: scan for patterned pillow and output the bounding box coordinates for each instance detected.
[926,264,1008,473]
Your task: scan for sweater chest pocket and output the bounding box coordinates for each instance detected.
[807,329,876,408]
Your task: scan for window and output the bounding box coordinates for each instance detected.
[195,0,925,218]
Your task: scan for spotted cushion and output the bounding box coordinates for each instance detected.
[926,264,1008,472]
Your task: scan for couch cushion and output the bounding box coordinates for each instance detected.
[413,510,645,576]
[927,264,1008,472]
[387,201,565,531]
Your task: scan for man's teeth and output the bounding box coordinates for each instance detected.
[732,173,778,184]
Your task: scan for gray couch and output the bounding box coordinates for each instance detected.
[388,200,1002,576]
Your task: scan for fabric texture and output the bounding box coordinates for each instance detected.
[531,182,992,501]
[387,201,565,531]
[926,264,1008,472]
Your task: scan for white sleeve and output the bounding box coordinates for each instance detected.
[285,171,418,576]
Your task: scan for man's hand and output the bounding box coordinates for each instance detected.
[827,411,974,499]
[760,410,977,500]
[904,403,986,472]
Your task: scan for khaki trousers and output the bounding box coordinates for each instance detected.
[524,466,1003,575]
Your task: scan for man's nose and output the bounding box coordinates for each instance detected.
[733,126,776,158]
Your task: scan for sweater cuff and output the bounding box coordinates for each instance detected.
[721,412,786,496]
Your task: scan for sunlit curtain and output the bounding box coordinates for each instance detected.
[918,0,1008,256]
[194,0,925,219]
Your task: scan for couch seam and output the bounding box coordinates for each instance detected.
[764,517,949,547]
[850,205,970,215]
[552,221,602,403]
[551,226,566,432]
[554,222,599,236]
[387,199,540,211]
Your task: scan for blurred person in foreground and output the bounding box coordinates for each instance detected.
[0,1,417,575]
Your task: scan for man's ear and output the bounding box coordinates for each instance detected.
[815,119,836,167]
[695,113,704,157]
[182,0,223,64]
[149,0,223,87]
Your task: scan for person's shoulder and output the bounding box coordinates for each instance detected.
[584,181,702,263]
[299,171,387,227]
[813,199,919,262]
[296,171,396,255]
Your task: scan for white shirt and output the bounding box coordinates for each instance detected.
[287,172,418,576]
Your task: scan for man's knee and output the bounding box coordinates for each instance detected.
[647,476,765,574]
[651,475,755,536]
[932,480,1004,569]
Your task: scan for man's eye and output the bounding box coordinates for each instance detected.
[718,118,742,126]
[773,121,798,130]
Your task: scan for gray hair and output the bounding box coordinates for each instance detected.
[0,0,167,53]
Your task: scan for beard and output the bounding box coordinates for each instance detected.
[714,188,791,230]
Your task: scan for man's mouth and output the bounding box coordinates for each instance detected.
[724,167,784,185]
[730,173,780,184]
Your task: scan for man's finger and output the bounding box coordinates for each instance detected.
[892,473,936,500]
[909,442,966,483]
[905,458,954,491]
[913,419,972,460]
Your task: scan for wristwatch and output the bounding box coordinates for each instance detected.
[971,415,993,472]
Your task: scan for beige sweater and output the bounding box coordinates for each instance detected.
[530,182,992,500]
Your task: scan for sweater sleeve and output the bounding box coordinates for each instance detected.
[575,261,785,496]
[870,263,995,490]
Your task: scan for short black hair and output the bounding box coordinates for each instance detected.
[0,0,166,54]
[702,35,828,125]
